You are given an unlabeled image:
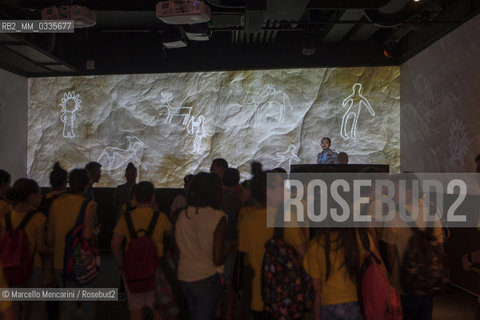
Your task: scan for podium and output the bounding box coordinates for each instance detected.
[290,164,389,173]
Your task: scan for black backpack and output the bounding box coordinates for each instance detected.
[399,205,449,296]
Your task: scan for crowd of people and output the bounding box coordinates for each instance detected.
[0,152,479,320]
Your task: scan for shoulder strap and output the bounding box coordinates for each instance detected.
[17,210,37,230]
[47,192,66,207]
[74,199,90,227]
[124,211,136,239]
[273,207,284,239]
[146,211,160,237]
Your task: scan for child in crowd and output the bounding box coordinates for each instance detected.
[175,172,227,320]
[111,181,172,320]
[238,171,308,320]
[47,168,97,320]
[2,178,48,320]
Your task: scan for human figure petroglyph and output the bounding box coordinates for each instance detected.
[60,91,81,139]
[187,115,206,154]
[340,83,375,140]
[274,144,300,173]
[449,119,469,168]
[97,136,147,171]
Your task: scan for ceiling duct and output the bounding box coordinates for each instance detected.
[265,0,309,21]
[244,0,266,33]
[307,0,390,10]
[364,0,430,28]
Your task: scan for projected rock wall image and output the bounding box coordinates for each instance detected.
[28,67,400,187]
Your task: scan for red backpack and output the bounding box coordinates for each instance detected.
[0,211,36,286]
[359,247,402,320]
[124,210,160,293]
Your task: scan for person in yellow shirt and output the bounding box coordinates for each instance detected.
[238,171,308,319]
[43,162,68,209]
[111,181,172,320]
[47,168,97,320]
[303,228,375,320]
[0,170,11,222]
[0,262,16,320]
[2,178,48,320]
[41,162,67,320]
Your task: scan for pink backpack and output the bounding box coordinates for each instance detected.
[124,210,160,293]
[0,211,36,286]
[359,249,402,320]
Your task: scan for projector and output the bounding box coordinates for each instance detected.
[156,0,211,25]
[41,5,96,28]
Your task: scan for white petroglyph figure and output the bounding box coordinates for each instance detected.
[414,74,435,122]
[159,90,192,125]
[97,136,147,171]
[187,115,206,154]
[449,119,469,167]
[60,91,81,139]
[274,144,300,173]
[243,85,293,125]
[340,83,375,140]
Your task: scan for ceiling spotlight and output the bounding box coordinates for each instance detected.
[383,41,398,59]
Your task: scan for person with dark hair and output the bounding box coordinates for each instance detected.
[303,228,376,320]
[113,163,138,222]
[2,178,48,320]
[112,181,172,320]
[238,180,252,206]
[40,162,68,320]
[85,161,102,201]
[0,169,11,221]
[41,162,68,217]
[210,158,228,183]
[175,172,227,320]
[220,168,242,320]
[382,174,444,320]
[317,137,339,165]
[169,174,194,223]
[250,161,263,178]
[338,152,349,164]
[237,171,308,319]
[47,168,97,320]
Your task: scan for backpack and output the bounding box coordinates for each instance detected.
[400,229,449,296]
[358,234,402,320]
[0,211,36,286]
[261,220,314,320]
[399,205,449,296]
[124,210,160,293]
[63,200,100,285]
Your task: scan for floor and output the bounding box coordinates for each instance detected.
[14,253,479,320]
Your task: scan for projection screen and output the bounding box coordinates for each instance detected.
[28,66,400,187]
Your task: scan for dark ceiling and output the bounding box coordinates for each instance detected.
[0,0,479,77]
